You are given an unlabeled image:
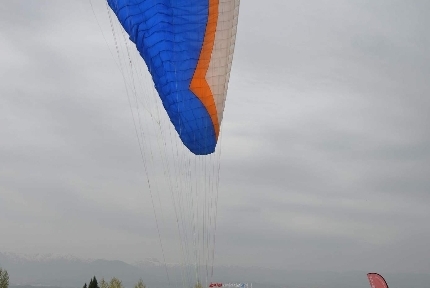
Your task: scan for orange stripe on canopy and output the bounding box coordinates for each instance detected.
[190,0,220,139]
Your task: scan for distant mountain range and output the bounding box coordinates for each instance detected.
[1,252,430,288]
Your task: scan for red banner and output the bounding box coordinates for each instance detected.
[367,273,389,288]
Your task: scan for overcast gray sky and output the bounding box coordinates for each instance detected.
[1,0,430,276]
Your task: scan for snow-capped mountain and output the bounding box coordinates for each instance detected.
[1,251,429,288]
[1,252,91,263]
[133,258,184,269]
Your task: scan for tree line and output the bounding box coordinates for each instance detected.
[84,276,202,288]
[0,268,201,288]
[83,276,146,288]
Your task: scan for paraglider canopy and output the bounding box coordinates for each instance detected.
[107,0,240,155]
